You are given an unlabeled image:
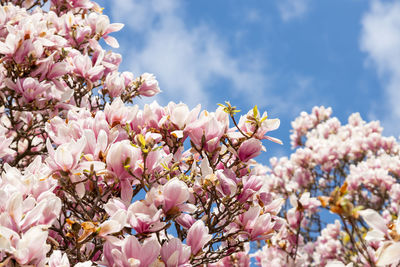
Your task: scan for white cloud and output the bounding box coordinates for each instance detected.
[106,0,269,108]
[360,0,400,134]
[278,0,310,22]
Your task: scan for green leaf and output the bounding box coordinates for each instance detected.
[253,105,259,117]
[137,134,146,147]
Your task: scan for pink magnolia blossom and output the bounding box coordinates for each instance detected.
[0,225,50,266]
[48,250,70,267]
[127,201,165,234]
[160,238,191,267]
[252,245,295,267]
[140,101,165,129]
[51,0,95,10]
[83,128,112,161]
[210,251,250,267]
[137,73,161,97]
[145,149,173,177]
[215,170,237,197]
[186,220,212,255]
[104,97,138,126]
[0,125,14,159]
[69,53,105,82]
[359,209,400,266]
[0,31,21,56]
[235,109,281,143]
[291,192,321,213]
[237,138,264,162]
[98,209,127,237]
[176,213,196,229]
[102,236,161,267]
[185,112,226,152]
[162,177,190,213]
[88,13,124,48]
[237,175,263,203]
[5,77,50,102]
[104,198,127,216]
[31,53,69,81]
[105,72,126,97]
[46,137,86,172]
[102,49,123,73]
[106,140,141,180]
[237,206,275,240]
[168,102,201,129]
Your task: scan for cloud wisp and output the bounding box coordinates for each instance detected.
[278,0,310,22]
[107,0,269,108]
[360,0,400,134]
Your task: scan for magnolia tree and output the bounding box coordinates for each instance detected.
[251,106,400,267]
[1,1,400,267]
[0,1,283,266]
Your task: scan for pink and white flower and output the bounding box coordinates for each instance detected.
[186,220,212,255]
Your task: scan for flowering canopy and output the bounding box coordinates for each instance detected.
[0,1,284,266]
[0,1,400,267]
[250,107,400,267]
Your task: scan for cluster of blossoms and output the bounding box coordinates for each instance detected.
[41,98,283,266]
[0,0,160,170]
[251,106,400,266]
[0,1,286,266]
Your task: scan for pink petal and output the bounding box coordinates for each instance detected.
[377,242,400,266]
[104,35,119,48]
[359,209,388,236]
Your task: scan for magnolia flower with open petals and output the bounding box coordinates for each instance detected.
[168,103,201,129]
[238,138,264,162]
[106,140,141,180]
[185,112,226,152]
[0,225,50,266]
[46,137,86,173]
[102,236,160,267]
[163,177,190,213]
[127,201,165,234]
[359,209,400,266]
[89,13,124,48]
[186,220,212,255]
[48,250,70,267]
[237,206,275,240]
[160,238,191,267]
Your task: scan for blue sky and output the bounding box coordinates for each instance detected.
[97,0,400,160]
